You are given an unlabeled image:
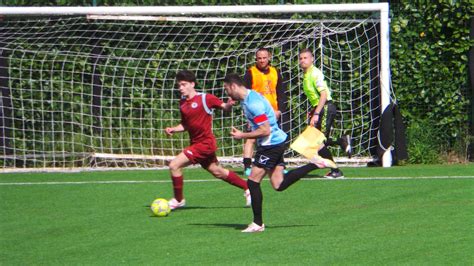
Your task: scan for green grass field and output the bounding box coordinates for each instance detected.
[1,164,473,265]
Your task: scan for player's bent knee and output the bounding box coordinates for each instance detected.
[212,171,227,179]
[168,160,181,172]
[274,180,288,191]
[275,185,286,192]
[206,166,227,179]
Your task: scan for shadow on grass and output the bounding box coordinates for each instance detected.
[145,205,245,210]
[145,205,247,219]
[184,206,247,210]
[306,173,324,178]
[188,223,318,230]
[235,170,325,179]
[189,223,246,230]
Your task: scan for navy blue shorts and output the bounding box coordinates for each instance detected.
[253,143,287,170]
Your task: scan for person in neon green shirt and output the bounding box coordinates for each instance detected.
[299,48,352,178]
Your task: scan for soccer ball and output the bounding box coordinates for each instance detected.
[150,198,171,217]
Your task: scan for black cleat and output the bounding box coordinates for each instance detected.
[324,169,345,179]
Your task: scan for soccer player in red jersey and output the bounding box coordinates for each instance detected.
[164,70,250,209]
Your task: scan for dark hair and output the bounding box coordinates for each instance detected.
[223,73,245,86]
[299,48,313,56]
[176,70,196,84]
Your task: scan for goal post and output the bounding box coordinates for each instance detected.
[1,4,388,15]
[0,4,393,172]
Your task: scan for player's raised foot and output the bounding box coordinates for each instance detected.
[341,135,352,158]
[241,222,265,233]
[244,167,252,177]
[324,169,345,179]
[168,198,186,210]
[244,189,252,207]
[311,155,337,169]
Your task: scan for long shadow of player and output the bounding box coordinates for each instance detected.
[236,172,326,179]
[188,223,319,231]
[145,205,245,214]
[177,206,246,210]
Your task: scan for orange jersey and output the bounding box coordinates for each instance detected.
[249,66,279,112]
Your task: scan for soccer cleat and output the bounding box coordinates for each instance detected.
[311,155,337,169]
[244,167,252,177]
[324,169,345,179]
[244,189,251,207]
[341,135,352,158]
[168,198,186,210]
[241,222,265,233]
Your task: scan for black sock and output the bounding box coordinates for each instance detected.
[325,138,336,147]
[277,164,318,191]
[247,179,263,226]
[319,146,340,172]
[337,137,345,148]
[319,146,334,161]
[243,158,252,169]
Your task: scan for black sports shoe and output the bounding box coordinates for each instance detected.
[324,169,345,179]
[341,135,352,158]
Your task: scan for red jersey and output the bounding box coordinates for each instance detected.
[180,93,223,149]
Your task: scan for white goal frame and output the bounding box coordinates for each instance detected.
[0,4,392,172]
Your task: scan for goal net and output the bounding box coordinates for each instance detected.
[0,4,392,171]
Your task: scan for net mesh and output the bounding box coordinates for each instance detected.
[0,14,384,170]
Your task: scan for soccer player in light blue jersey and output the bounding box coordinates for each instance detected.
[223,73,335,233]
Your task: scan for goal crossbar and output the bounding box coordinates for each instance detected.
[2,4,388,16]
[86,15,370,24]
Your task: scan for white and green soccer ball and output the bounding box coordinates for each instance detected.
[150,198,171,217]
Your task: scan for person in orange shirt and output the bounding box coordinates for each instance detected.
[242,48,287,176]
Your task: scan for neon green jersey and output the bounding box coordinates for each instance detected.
[302,65,332,107]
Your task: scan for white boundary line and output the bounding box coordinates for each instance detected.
[1,176,473,186]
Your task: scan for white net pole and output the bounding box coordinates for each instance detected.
[379,4,392,167]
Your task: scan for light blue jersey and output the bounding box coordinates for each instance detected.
[242,90,287,147]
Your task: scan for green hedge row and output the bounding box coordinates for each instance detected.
[390,1,473,143]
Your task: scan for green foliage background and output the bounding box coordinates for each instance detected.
[389,1,473,160]
[1,0,473,165]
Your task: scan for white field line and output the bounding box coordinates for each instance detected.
[0,176,473,186]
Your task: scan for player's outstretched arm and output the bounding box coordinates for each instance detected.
[231,122,270,140]
[165,124,185,136]
[221,97,236,112]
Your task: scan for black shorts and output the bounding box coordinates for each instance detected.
[253,143,287,169]
[310,101,337,138]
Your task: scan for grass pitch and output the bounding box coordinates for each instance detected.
[1,164,473,265]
